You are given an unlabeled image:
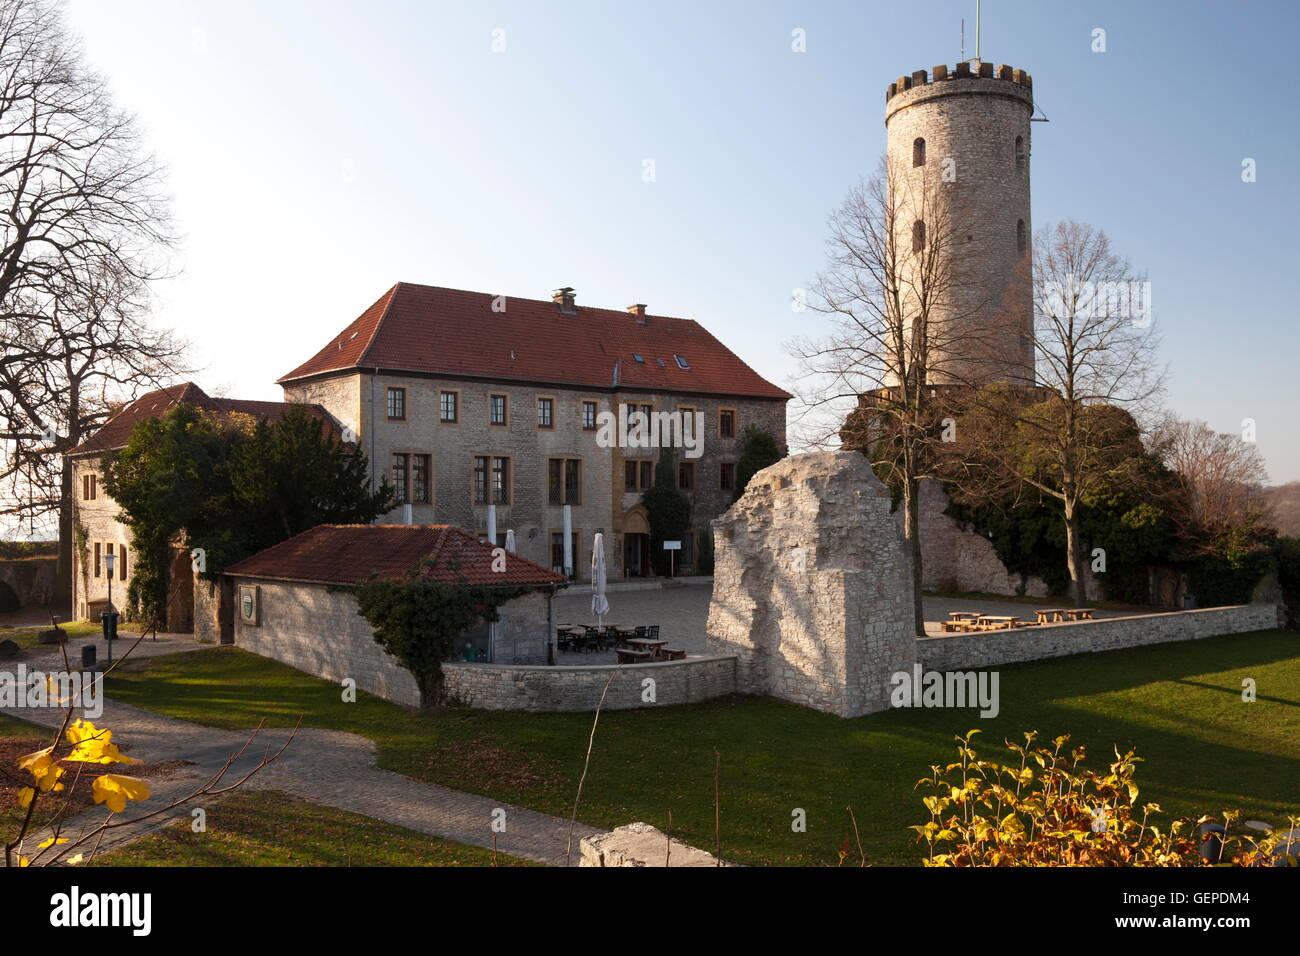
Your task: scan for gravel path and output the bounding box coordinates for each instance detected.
[3,640,601,866]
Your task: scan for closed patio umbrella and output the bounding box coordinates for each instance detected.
[591,532,609,626]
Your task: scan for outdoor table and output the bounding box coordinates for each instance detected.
[625,638,668,651]
[948,611,980,620]
[976,616,1018,630]
[1066,609,1095,621]
[1034,609,1071,623]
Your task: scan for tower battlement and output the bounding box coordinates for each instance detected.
[886,62,1032,102]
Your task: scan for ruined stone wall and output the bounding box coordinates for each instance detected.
[706,451,916,717]
[917,603,1281,672]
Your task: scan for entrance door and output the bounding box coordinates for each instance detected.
[624,533,650,577]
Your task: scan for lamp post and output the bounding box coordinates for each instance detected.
[102,551,118,665]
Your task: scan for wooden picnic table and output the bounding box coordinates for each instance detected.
[948,611,981,620]
[1034,609,1071,624]
[625,637,668,650]
[1066,608,1095,621]
[975,615,1019,630]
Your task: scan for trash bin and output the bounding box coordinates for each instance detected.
[99,609,119,641]
[81,644,96,669]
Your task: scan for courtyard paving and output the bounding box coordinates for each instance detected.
[556,583,1141,662]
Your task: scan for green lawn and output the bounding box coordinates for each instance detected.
[0,620,101,650]
[100,631,1300,866]
[93,790,532,867]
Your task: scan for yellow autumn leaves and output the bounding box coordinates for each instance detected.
[15,719,150,815]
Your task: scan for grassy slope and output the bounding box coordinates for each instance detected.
[94,790,533,867]
[99,631,1300,866]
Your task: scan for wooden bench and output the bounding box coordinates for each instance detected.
[659,647,686,661]
[616,649,653,664]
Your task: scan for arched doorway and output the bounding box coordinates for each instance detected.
[622,508,651,578]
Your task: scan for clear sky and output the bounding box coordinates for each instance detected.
[62,0,1300,481]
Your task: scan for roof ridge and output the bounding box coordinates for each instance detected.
[356,282,403,369]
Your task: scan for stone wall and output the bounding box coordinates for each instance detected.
[231,576,557,707]
[442,655,736,711]
[707,451,916,718]
[232,578,423,706]
[0,557,58,609]
[917,479,1101,600]
[917,603,1281,672]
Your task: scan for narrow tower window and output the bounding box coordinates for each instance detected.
[912,219,926,253]
[1016,219,1027,254]
[913,137,926,167]
[1015,135,1025,171]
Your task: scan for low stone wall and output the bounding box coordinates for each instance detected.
[917,604,1282,671]
[442,655,737,712]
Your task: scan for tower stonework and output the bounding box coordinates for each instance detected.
[885,62,1035,385]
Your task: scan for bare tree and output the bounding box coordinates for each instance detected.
[1151,418,1273,559]
[788,158,988,635]
[0,0,180,592]
[950,221,1163,606]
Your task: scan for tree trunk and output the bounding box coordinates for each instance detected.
[1064,500,1088,608]
[901,475,926,636]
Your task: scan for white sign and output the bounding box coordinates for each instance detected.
[662,540,681,550]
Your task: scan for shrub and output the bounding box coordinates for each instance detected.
[913,730,1296,866]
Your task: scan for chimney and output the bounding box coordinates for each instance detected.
[627,303,647,317]
[552,287,576,314]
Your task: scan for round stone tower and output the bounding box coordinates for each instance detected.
[885,61,1035,385]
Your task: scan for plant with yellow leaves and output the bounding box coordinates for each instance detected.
[913,730,1298,867]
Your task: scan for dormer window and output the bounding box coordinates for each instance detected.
[674,354,690,369]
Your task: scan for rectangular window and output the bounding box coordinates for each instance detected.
[473,456,510,505]
[678,461,695,491]
[537,396,554,429]
[491,456,510,504]
[473,457,489,505]
[386,387,406,421]
[412,454,431,504]
[489,394,508,426]
[550,532,580,576]
[119,544,128,580]
[82,474,98,500]
[720,461,736,491]
[548,458,581,505]
[639,460,654,489]
[439,391,458,423]
[682,532,695,567]
[719,408,736,439]
[679,406,697,442]
[93,542,101,578]
[624,460,638,492]
[582,401,597,430]
[391,453,409,503]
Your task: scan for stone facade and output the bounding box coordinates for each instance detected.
[229,576,556,707]
[0,557,58,609]
[707,451,916,718]
[441,655,736,711]
[68,454,134,623]
[886,62,1035,385]
[282,369,786,581]
[917,603,1281,672]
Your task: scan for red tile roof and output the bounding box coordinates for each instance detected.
[66,382,339,456]
[224,523,568,589]
[279,282,791,400]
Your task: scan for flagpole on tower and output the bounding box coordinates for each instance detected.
[975,0,982,62]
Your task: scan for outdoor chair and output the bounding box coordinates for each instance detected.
[646,625,660,640]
